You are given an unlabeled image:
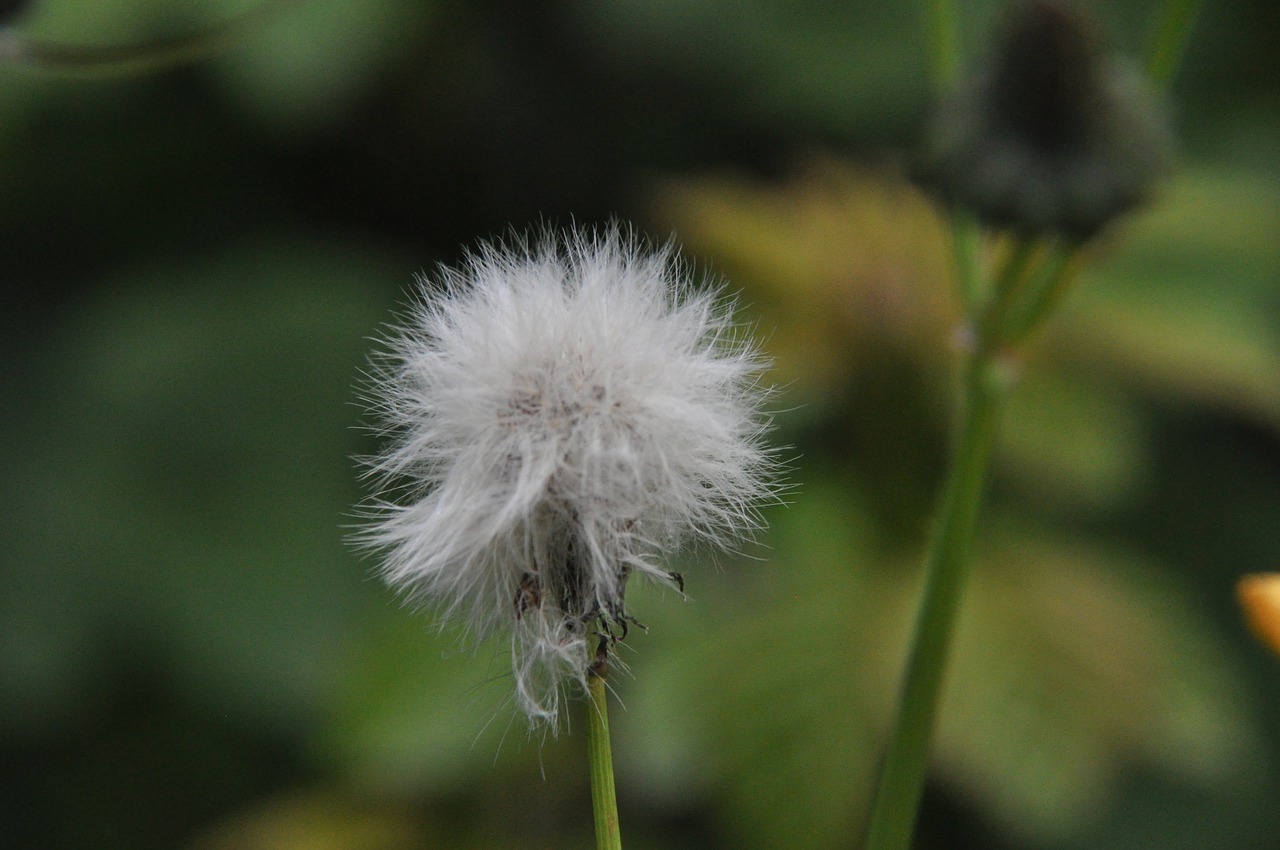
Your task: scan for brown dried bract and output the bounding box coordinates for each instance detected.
[514,571,542,618]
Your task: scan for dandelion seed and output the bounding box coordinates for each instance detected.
[357,225,778,728]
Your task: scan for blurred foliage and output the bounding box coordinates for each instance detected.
[1,1,1278,849]
[639,159,1276,847]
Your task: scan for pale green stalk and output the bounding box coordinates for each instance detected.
[1147,0,1205,87]
[950,211,984,314]
[863,1,1201,846]
[924,0,960,86]
[979,239,1037,337]
[587,664,622,850]
[862,245,1023,850]
[997,242,1076,344]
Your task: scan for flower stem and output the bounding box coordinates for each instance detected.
[587,663,623,850]
[863,340,1011,850]
[950,211,984,314]
[925,0,961,85]
[996,242,1077,344]
[1146,0,1204,87]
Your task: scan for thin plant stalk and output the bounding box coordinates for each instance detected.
[587,656,623,850]
[863,237,1072,849]
[1146,0,1205,87]
[862,313,1012,850]
[978,238,1037,338]
[861,4,1026,842]
[950,211,984,314]
[862,0,1202,845]
[924,0,961,85]
[997,243,1077,343]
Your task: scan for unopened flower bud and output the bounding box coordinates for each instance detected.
[918,0,1172,239]
[0,0,31,23]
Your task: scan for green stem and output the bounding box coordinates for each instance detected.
[863,345,1010,850]
[996,242,1076,344]
[1146,0,1204,87]
[587,664,622,850]
[925,0,961,85]
[977,238,1037,343]
[950,211,984,317]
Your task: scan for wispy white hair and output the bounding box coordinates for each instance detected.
[357,225,778,728]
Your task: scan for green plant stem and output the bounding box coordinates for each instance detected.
[978,239,1037,337]
[925,0,961,85]
[997,243,1076,344]
[950,211,983,315]
[587,666,622,850]
[863,344,1011,850]
[1146,0,1204,87]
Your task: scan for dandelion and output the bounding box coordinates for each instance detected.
[357,225,777,729]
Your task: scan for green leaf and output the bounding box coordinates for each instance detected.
[998,370,1150,511]
[0,237,406,733]
[1061,170,1280,429]
[937,529,1262,842]
[208,0,437,131]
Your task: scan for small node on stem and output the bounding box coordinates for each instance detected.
[980,350,1023,396]
[589,628,611,679]
[949,321,979,356]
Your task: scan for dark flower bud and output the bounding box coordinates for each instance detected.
[917,0,1172,239]
[0,0,33,25]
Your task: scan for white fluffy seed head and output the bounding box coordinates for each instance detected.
[356,225,778,728]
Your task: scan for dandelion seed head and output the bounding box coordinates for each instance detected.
[357,225,778,728]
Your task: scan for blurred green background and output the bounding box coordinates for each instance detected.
[1,1,1277,848]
